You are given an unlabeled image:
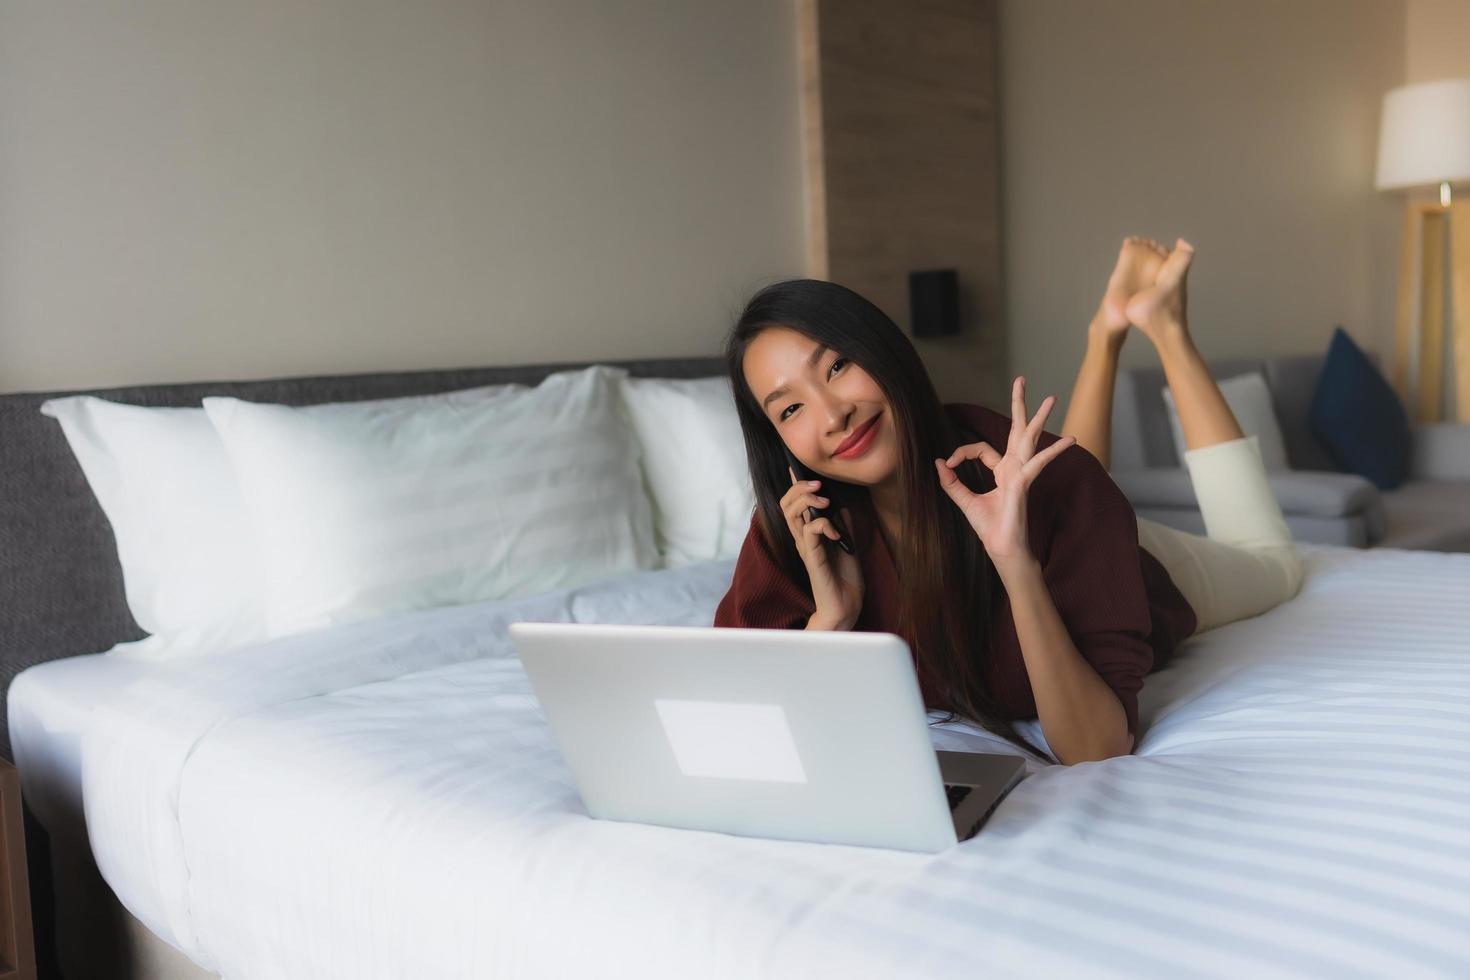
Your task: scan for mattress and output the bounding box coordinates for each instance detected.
[10,544,1470,979]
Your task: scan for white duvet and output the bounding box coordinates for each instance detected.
[10,544,1470,979]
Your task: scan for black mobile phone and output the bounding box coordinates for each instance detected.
[783,446,855,555]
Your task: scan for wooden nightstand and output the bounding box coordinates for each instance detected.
[0,762,35,980]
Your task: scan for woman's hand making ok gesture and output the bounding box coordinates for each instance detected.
[934,376,1076,571]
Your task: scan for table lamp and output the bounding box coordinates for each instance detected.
[1375,77,1470,424]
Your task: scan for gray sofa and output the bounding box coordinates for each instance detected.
[1108,352,1470,551]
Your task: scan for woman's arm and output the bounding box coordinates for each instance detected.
[936,378,1139,764]
[993,555,1134,764]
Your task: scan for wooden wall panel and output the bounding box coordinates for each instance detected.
[799,0,1006,404]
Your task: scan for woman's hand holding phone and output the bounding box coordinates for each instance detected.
[783,466,864,630]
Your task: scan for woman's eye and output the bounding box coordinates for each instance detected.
[779,358,848,421]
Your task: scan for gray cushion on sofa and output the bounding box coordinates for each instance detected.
[1112,352,1380,473]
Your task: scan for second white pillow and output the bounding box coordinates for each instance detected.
[204,365,659,637]
[617,375,755,568]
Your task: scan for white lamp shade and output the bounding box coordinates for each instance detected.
[1375,77,1470,191]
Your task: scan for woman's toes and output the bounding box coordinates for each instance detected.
[1099,236,1166,334]
[1157,240,1195,287]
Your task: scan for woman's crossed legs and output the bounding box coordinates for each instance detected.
[1062,237,1304,634]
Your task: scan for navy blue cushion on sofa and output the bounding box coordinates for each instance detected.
[1309,327,1410,489]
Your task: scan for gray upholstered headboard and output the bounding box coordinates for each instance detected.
[0,354,728,759]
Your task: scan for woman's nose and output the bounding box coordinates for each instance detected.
[822,401,854,430]
[813,386,850,418]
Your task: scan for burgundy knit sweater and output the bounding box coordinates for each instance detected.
[712,402,1198,736]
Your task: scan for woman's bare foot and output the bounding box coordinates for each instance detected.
[1124,238,1195,349]
[1095,236,1169,345]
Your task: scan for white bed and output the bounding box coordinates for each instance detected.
[9,540,1470,979]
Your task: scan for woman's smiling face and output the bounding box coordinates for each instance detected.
[742,326,897,485]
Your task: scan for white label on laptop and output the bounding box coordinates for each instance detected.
[653,699,808,783]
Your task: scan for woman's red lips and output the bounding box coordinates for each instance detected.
[834,413,881,457]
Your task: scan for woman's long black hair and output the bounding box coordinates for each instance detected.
[724,278,1054,763]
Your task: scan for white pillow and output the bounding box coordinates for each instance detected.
[1162,371,1291,471]
[204,365,659,637]
[39,396,270,655]
[617,375,755,568]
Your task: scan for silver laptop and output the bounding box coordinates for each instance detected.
[508,622,1027,853]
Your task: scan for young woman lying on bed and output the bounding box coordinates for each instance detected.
[714,237,1305,766]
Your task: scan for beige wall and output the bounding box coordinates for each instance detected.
[1406,0,1470,82]
[997,0,1406,421]
[0,1,1427,406]
[0,1,804,393]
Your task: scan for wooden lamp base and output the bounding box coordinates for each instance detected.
[1394,199,1470,423]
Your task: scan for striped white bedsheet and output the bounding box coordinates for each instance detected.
[10,543,1470,978]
